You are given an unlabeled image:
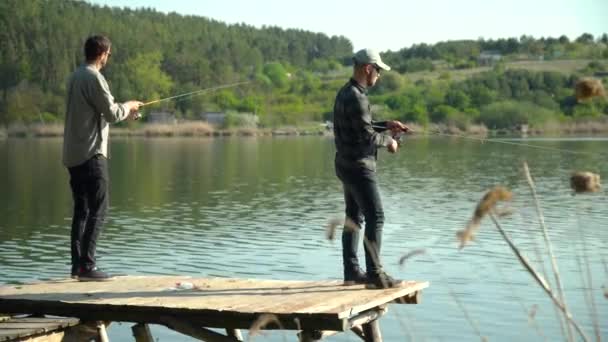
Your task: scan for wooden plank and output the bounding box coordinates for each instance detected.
[161,317,240,342]
[0,316,84,342]
[1,318,78,325]
[21,330,66,342]
[0,322,67,329]
[0,328,36,338]
[0,300,344,331]
[0,276,428,332]
[347,308,386,329]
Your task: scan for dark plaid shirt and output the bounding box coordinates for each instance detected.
[333,78,390,166]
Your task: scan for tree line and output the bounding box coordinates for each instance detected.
[382,33,608,72]
[0,0,606,129]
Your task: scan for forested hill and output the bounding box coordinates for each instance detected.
[0,0,352,124]
[1,0,607,130]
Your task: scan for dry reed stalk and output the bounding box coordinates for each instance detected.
[603,257,608,300]
[247,314,283,341]
[575,78,606,101]
[398,249,427,268]
[519,189,568,340]
[456,186,513,249]
[523,162,574,342]
[425,253,487,342]
[489,213,589,342]
[574,209,601,341]
[492,262,547,340]
[325,217,359,241]
[30,123,64,137]
[528,304,538,321]
[570,172,601,193]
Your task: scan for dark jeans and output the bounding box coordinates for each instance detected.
[68,155,109,271]
[335,156,384,279]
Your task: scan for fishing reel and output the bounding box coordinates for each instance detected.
[392,130,406,146]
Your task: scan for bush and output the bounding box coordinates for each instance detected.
[478,101,561,129]
[371,72,404,94]
[431,104,458,123]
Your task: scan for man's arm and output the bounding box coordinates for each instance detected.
[351,95,393,148]
[90,75,141,123]
[372,120,388,132]
[372,120,410,133]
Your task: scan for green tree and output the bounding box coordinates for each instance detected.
[263,62,290,89]
[445,88,471,111]
[123,51,174,101]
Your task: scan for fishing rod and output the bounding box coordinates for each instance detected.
[372,125,602,157]
[141,81,250,107]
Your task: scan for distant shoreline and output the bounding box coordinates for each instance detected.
[2,121,608,139]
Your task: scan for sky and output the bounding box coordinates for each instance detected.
[88,0,607,52]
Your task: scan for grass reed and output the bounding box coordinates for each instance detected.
[488,213,589,342]
[247,314,284,341]
[456,186,512,249]
[570,172,601,193]
[575,78,606,101]
[522,162,574,341]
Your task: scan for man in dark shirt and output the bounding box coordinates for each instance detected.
[333,48,409,289]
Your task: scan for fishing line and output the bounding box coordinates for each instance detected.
[141,81,250,107]
[427,130,601,156]
[374,125,605,157]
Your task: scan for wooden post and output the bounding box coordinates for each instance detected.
[160,317,240,342]
[225,329,243,341]
[97,321,110,342]
[299,330,322,342]
[350,326,365,340]
[361,320,382,342]
[395,290,422,304]
[132,323,154,342]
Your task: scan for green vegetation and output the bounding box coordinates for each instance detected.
[0,0,607,131]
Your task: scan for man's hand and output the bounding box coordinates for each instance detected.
[386,120,410,134]
[387,138,398,153]
[125,101,144,120]
[125,101,143,113]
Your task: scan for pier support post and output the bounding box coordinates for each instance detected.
[361,320,382,342]
[97,321,110,342]
[132,323,154,342]
[226,329,243,341]
[299,330,322,342]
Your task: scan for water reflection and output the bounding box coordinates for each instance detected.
[0,136,606,341]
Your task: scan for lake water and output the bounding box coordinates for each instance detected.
[0,136,606,341]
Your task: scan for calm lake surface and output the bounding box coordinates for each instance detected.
[0,136,606,341]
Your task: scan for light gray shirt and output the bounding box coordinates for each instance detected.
[62,64,130,168]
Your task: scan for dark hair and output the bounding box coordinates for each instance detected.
[84,35,111,61]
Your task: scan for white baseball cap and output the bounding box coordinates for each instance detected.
[353,48,391,71]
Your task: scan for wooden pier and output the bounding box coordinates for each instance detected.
[0,315,80,342]
[0,276,428,341]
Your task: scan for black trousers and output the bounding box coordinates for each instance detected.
[335,156,384,279]
[68,155,109,271]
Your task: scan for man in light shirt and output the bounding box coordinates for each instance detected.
[63,35,142,281]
